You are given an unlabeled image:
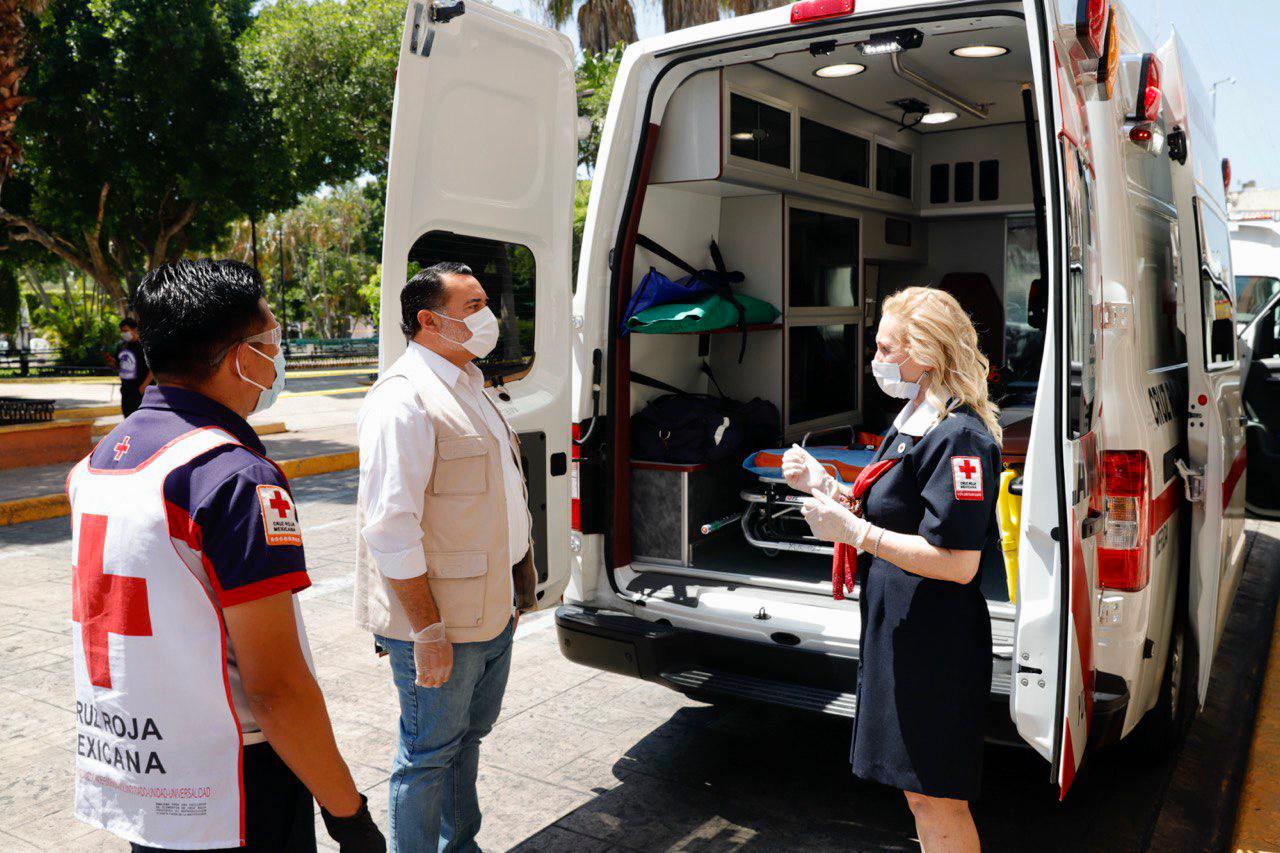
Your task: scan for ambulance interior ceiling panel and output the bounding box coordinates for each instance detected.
[756,17,1032,135]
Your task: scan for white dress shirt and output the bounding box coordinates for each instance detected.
[357,343,531,596]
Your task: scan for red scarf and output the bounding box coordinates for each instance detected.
[831,458,900,600]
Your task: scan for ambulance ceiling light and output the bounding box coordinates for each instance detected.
[920,111,958,124]
[950,45,1008,59]
[859,28,925,56]
[814,62,866,78]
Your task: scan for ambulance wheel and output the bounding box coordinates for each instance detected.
[1128,614,1197,761]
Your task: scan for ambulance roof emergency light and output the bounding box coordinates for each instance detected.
[1075,0,1108,59]
[1096,7,1119,100]
[790,0,854,25]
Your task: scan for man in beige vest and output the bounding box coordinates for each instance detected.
[353,261,537,852]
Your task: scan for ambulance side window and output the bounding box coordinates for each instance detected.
[1063,145,1097,438]
[1193,201,1238,368]
[408,231,537,382]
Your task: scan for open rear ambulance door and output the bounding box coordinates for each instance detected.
[380,1,578,608]
[1010,0,1103,799]
[1181,195,1247,700]
[1162,34,1248,703]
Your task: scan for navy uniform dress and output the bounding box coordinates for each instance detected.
[850,399,1000,801]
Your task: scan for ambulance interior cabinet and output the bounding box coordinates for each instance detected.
[630,459,746,566]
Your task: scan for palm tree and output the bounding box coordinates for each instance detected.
[576,0,638,55]
[0,0,46,196]
[661,0,718,32]
[721,0,785,15]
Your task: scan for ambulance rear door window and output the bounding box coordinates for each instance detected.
[408,231,536,382]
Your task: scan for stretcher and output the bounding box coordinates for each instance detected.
[738,429,881,557]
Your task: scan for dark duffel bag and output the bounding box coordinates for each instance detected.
[630,368,779,464]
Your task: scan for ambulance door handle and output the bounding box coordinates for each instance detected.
[1080,508,1105,540]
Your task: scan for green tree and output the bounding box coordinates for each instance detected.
[576,45,624,173]
[0,0,294,308]
[239,0,400,185]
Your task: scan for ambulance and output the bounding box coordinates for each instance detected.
[380,0,1256,795]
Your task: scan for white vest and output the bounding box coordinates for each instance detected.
[68,427,264,849]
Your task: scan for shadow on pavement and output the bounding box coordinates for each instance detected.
[507,527,1280,853]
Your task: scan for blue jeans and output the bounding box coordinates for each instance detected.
[378,617,514,853]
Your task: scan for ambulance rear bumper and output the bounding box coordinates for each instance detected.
[555,604,1044,743]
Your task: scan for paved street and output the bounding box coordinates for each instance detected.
[2,469,1276,851]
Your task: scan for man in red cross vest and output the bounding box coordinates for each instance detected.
[68,260,383,852]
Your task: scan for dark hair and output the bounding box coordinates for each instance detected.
[134,259,267,380]
[399,261,473,337]
[119,317,138,330]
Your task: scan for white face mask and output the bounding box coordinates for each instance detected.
[235,325,286,415]
[872,358,928,400]
[431,306,499,360]
[120,331,134,342]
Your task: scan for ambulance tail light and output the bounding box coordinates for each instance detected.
[1075,0,1107,59]
[790,0,854,25]
[1136,53,1162,123]
[1098,450,1151,591]
[571,424,582,532]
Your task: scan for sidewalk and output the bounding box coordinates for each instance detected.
[0,375,367,523]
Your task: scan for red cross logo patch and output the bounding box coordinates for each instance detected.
[112,435,131,462]
[256,485,303,546]
[951,456,983,500]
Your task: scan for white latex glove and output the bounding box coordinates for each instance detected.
[781,444,838,497]
[410,622,453,688]
[801,489,872,547]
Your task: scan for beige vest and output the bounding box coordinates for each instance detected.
[353,350,537,644]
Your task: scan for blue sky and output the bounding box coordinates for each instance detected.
[495,0,1280,189]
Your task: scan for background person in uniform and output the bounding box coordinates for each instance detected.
[70,260,384,852]
[784,287,1002,853]
[354,261,539,853]
[105,317,152,416]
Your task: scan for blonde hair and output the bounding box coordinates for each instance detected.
[881,286,1002,445]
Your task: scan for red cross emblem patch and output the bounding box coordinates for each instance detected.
[951,456,983,500]
[256,485,303,546]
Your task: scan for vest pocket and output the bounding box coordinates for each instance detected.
[433,434,488,495]
[424,551,488,628]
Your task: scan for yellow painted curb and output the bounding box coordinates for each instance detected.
[0,492,70,526]
[276,451,359,480]
[90,420,288,440]
[0,449,357,527]
[280,386,368,399]
[57,405,119,420]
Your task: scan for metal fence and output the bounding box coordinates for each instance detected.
[0,338,379,378]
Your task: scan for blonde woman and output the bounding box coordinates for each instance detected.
[783,287,1002,853]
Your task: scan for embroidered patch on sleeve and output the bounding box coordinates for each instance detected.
[256,484,303,546]
[950,456,984,501]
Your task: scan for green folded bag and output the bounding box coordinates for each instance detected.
[625,293,780,334]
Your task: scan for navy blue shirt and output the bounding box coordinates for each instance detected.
[91,385,310,607]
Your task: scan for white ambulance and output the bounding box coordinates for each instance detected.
[381,0,1257,795]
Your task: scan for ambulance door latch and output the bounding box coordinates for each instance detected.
[1174,459,1205,504]
[430,1,465,24]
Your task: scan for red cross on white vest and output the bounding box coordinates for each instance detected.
[956,458,978,479]
[72,514,153,689]
[112,435,132,462]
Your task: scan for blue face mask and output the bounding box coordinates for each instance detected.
[236,326,286,414]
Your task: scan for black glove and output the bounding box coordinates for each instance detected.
[321,794,386,853]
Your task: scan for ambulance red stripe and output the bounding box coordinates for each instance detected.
[1222,447,1247,510]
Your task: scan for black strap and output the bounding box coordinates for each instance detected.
[635,234,701,278]
[629,370,689,397]
[635,233,750,363]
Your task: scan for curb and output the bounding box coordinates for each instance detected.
[0,450,359,527]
